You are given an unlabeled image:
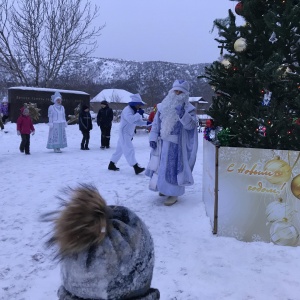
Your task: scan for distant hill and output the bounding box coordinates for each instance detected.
[0,57,214,108]
[57,57,214,107]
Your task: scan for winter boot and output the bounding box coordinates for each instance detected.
[81,143,85,150]
[108,161,120,171]
[164,196,178,206]
[133,163,145,175]
[85,144,90,150]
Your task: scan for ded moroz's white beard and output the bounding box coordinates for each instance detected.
[159,91,189,139]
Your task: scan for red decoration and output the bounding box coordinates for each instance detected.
[294,118,300,125]
[235,2,243,15]
[206,119,214,128]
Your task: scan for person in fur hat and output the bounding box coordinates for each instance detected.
[41,184,160,300]
[46,91,68,153]
[97,100,114,149]
[79,104,93,150]
[145,80,198,206]
[16,107,35,155]
[108,94,148,174]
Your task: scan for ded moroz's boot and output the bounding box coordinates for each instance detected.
[164,196,178,206]
[108,161,120,171]
[133,163,145,175]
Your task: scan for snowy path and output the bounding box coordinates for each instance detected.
[1,122,300,300]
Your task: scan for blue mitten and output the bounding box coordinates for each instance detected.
[175,104,185,118]
[150,141,157,149]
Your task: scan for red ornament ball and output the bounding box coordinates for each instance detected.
[235,2,243,15]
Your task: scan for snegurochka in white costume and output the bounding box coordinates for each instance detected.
[47,91,68,153]
[145,80,198,206]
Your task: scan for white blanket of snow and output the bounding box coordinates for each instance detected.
[91,89,133,103]
[1,122,300,300]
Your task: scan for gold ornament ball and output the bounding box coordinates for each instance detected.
[291,174,300,199]
[264,156,292,185]
[270,220,299,246]
[234,38,247,52]
[221,59,231,69]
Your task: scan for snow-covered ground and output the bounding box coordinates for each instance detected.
[1,121,300,300]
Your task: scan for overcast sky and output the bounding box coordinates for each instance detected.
[91,0,242,64]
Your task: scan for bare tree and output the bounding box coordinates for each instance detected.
[0,0,104,87]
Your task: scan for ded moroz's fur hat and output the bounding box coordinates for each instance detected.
[170,79,190,94]
[41,184,160,300]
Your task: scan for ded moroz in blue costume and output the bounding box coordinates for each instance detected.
[145,80,198,206]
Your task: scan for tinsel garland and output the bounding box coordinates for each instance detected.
[204,126,215,141]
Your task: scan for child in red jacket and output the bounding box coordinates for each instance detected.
[17,107,35,155]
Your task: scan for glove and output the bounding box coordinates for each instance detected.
[31,131,35,135]
[175,104,185,118]
[49,123,53,128]
[17,130,21,136]
[150,141,157,149]
[138,108,144,116]
[146,121,152,126]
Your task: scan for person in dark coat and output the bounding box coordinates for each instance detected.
[79,105,93,150]
[97,100,113,149]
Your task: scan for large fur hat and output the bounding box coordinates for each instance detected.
[41,184,160,300]
[170,79,190,94]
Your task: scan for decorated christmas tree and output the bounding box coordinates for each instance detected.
[201,0,300,150]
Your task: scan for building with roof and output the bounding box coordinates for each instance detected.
[8,87,90,123]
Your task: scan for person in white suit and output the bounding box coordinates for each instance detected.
[108,94,148,174]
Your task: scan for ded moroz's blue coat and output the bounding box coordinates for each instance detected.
[146,102,198,196]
